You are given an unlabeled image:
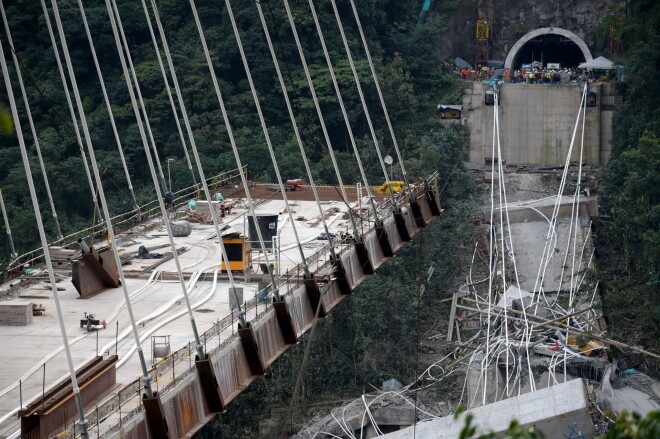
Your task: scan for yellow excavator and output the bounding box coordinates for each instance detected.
[376,181,405,194]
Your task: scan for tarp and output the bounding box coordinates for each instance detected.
[579,56,614,70]
[455,57,473,70]
[486,60,504,68]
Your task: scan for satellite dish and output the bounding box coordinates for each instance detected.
[384,155,393,165]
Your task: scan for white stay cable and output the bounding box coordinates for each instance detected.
[77,0,207,364]
[145,0,244,320]
[254,1,338,260]
[569,93,588,309]
[1,4,63,240]
[75,0,138,211]
[494,89,534,393]
[329,0,396,215]
[40,0,101,223]
[139,0,198,190]
[494,91,510,397]
[306,0,379,235]
[109,0,165,186]
[482,84,498,406]
[51,0,155,399]
[0,189,17,258]
[224,0,311,277]
[533,83,588,302]
[189,0,280,301]
[347,0,414,201]
[0,26,89,438]
[282,0,360,239]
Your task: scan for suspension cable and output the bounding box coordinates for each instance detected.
[254,1,339,260]
[281,0,361,240]
[189,0,280,302]
[347,0,414,201]
[75,0,138,211]
[306,0,376,238]
[52,0,155,399]
[224,0,311,279]
[1,5,63,240]
[139,1,198,190]
[328,0,396,218]
[0,21,89,437]
[145,0,245,324]
[108,0,166,188]
[40,0,102,224]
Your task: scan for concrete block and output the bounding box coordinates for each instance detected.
[0,303,33,326]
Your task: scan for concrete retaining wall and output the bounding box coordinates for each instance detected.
[463,82,620,166]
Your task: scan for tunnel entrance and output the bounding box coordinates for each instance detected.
[504,27,593,70]
[512,34,585,69]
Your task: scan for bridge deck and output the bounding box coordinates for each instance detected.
[0,183,440,438]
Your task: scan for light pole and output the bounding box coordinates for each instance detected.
[166,158,176,191]
[384,154,394,181]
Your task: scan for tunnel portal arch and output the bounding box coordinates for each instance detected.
[504,27,593,69]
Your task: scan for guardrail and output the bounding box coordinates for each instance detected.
[2,167,247,279]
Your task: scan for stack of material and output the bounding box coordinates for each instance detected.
[195,200,224,217]
[0,303,33,326]
[49,246,77,262]
[185,210,212,224]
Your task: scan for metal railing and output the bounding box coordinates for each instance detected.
[2,167,247,278]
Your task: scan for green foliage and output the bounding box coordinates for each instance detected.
[456,408,659,438]
[597,0,660,352]
[604,411,660,438]
[0,0,460,263]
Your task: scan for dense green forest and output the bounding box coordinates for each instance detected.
[597,0,659,354]
[0,0,460,267]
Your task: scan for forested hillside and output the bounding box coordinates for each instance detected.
[0,0,462,267]
[597,0,659,353]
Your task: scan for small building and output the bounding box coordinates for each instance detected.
[221,232,252,272]
[437,104,462,119]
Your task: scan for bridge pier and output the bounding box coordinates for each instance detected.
[331,256,353,295]
[393,210,411,242]
[273,298,298,344]
[375,223,394,257]
[304,273,327,317]
[354,240,375,275]
[143,392,170,438]
[410,199,426,228]
[195,354,226,413]
[238,323,265,376]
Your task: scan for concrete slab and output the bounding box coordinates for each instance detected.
[612,387,660,416]
[0,198,362,428]
[381,379,594,438]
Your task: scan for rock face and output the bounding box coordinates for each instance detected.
[440,0,613,64]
